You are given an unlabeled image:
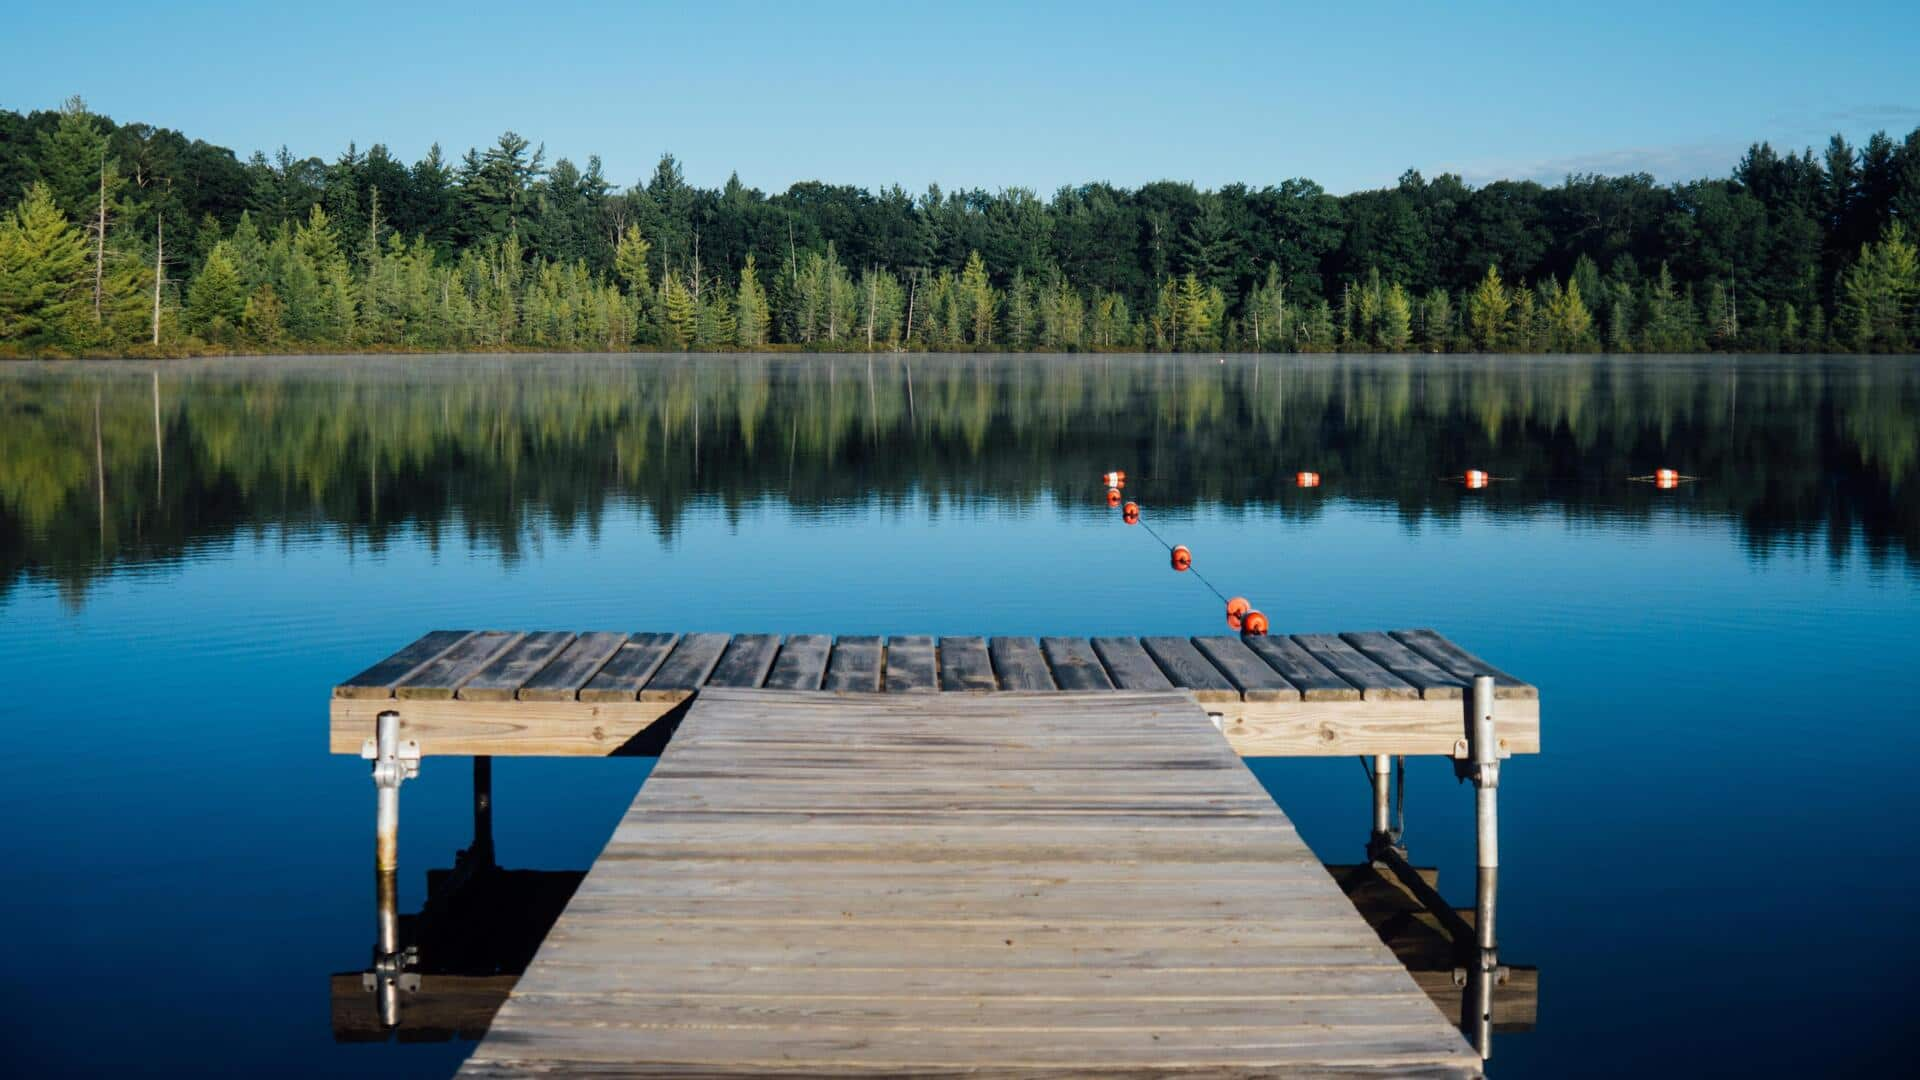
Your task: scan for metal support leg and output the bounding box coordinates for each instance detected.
[471,756,495,867]
[1465,675,1501,1060]
[1366,754,1404,863]
[362,710,419,1027]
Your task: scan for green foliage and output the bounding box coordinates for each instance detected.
[0,184,90,344]
[2,101,1918,355]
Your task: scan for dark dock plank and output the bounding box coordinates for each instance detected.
[1091,636,1175,691]
[938,636,996,691]
[1392,628,1537,699]
[822,635,882,692]
[1141,636,1239,703]
[1243,634,1363,701]
[517,632,627,702]
[1192,636,1301,702]
[884,635,938,693]
[763,634,830,691]
[1040,637,1114,691]
[989,636,1055,690]
[335,630,473,699]
[1342,632,1469,701]
[579,633,680,703]
[395,632,523,701]
[1292,634,1418,701]
[706,634,781,689]
[458,632,577,702]
[641,633,731,701]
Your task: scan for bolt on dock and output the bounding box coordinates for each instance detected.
[332,630,1539,1076]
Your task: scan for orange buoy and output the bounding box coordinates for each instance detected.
[1242,610,1269,636]
[1170,545,1192,572]
[1226,596,1250,619]
[1106,487,1122,507]
[1102,470,1127,489]
[1463,469,1490,490]
[1295,471,1321,488]
[1123,504,1140,525]
[1655,468,1681,489]
[1227,612,1243,631]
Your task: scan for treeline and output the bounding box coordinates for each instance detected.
[2,97,1919,357]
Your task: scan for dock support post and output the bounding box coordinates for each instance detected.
[362,710,419,1027]
[1465,675,1500,1059]
[1366,754,1402,863]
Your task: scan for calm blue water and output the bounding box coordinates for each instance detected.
[0,353,1915,1076]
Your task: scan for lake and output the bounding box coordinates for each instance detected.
[1,352,1915,1077]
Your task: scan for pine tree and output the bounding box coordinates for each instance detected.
[187,243,246,342]
[613,224,652,296]
[1418,288,1453,352]
[242,284,286,345]
[1177,273,1212,350]
[0,183,91,345]
[661,273,695,348]
[1378,282,1412,351]
[1467,265,1510,350]
[734,254,767,347]
[959,251,995,346]
[1841,223,1918,351]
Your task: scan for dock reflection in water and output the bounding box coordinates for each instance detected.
[331,753,1537,1058]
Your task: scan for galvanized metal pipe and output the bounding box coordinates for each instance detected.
[1467,675,1499,1059]
[1371,754,1391,839]
[374,711,402,873]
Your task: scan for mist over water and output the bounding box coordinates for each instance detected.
[1,352,1914,1076]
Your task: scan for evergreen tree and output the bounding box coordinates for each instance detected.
[0,183,90,344]
[187,242,246,342]
[734,254,768,347]
[1467,265,1510,350]
[1841,223,1918,351]
[1378,282,1412,351]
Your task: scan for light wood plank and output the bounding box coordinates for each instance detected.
[763,634,830,691]
[518,632,626,702]
[938,636,996,691]
[459,632,577,702]
[822,635,882,692]
[1040,637,1114,691]
[334,630,473,699]
[1091,637,1175,691]
[884,635,938,693]
[989,636,1056,691]
[706,634,781,689]
[579,633,679,703]
[1192,636,1301,702]
[459,690,1480,1077]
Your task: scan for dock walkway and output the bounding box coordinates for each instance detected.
[458,688,1484,1077]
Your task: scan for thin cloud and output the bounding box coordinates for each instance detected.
[1443,141,1746,187]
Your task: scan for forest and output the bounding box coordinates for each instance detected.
[2,97,1918,356]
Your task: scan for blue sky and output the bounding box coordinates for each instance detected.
[6,1,1918,195]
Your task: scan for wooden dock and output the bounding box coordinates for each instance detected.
[330,630,1539,760]
[457,689,1485,1077]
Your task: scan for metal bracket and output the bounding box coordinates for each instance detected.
[1451,964,1511,988]
[1451,736,1512,760]
[362,734,421,787]
[1206,711,1225,732]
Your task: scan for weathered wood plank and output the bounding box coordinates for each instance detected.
[1244,634,1363,701]
[640,633,731,701]
[395,632,523,701]
[1342,631,1469,701]
[989,635,1056,691]
[1392,628,1537,699]
[1192,635,1301,702]
[821,635,882,692]
[762,634,830,691]
[1091,636,1175,691]
[884,635,938,693]
[459,690,1480,1077]
[459,632,577,702]
[517,632,626,702]
[1141,636,1239,703]
[578,633,679,703]
[334,630,473,699]
[1040,637,1114,691]
[1292,634,1419,701]
[705,633,781,689]
[937,636,995,691]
